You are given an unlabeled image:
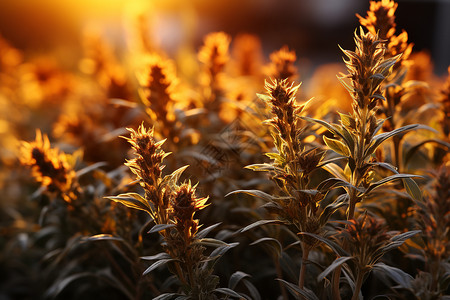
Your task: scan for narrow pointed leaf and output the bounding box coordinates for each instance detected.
[317,256,354,281]
[209,242,239,259]
[302,117,343,140]
[382,230,421,253]
[373,263,413,289]
[195,238,228,247]
[141,252,171,261]
[317,156,347,168]
[240,219,284,233]
[148,224,175,234]
[229,271,251,290]
[242,279,262,300]
[76,162,108,177]
[276,279,319,300]
[214,288,243,298]
[106,193,151,213]
[298,232,348,256]
[250,237,283,258]
[197,222,222,239]
[317,178,359,193]
[152,293,180,300]
[323,136,350,156]
[143,259,176,275]
[402,178,422,201]
[226,189,277,202]
[366,174,422,194]
[83,234,124,242]
[404,139,450,166]
[256,93,272,103]
[366,124,419,157]
[161,165,189,187]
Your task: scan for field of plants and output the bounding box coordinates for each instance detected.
[0,0,449,299]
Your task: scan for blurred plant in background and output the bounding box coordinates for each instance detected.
[1,0,449,299]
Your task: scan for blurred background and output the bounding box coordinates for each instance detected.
[0,0,449,76]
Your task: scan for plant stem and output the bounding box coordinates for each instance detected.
[298,245,310,289]
[351,270,365,300]
[332,267,342,300]
[274,257,289,300]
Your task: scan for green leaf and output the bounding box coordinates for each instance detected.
[366,174,422,194]
[370,162,398,174]
[143,259,177,275]
[242,279,262,300]
[319,197,347,226]
[336,126,356,154]
[402,178,422,201]
[301,116,344,140]
[148,223,176,234]
[265,152,285,163]
[141,253,171,261]
[256,93,272,103]
[323,136,350,156]
[195,238,228,247]
[152,293,181,300]
[208,242,239,259]
[229,271,251,290]
[317,156,347,168]
[197,222,222,239]
[322,163,347,180]
[76,162,108,177]
[276,279,319,300]
[213,287,242,299]
[83,234,124,242]
[382,230,421,253]
[338,112,355,128]
[317,256,354,281]
[250,237,283,258]
[45,272,95,298]
[298,232,348,256]
[161,165,189,188]
[240,219,284,233]
[317,178,360,193]
[245,163,285,173]
[365,124,419,158]
[105,193,151,214]
[404,139,450,167]
[226,189,289,202]
[373,263,413,289]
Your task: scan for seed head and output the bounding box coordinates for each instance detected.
[340,213,391,270]
[20,130,76,203]
[266,45,297,82]
[123,124,168,203]
[171,182,209,242]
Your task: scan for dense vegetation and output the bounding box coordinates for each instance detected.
[1,0,449,299]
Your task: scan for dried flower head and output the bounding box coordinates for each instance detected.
[357,0,397,40]
[170,182,209,243]
[123,124,171,216]
[339,28,395,113]
[231,33,263,77]
[340,213,391,271]
[266,45,297,82]
[357,0,412,72]
[20,130,77,203]
[265,78,301,143]
[198,31,231,79]
[137,54,179,139]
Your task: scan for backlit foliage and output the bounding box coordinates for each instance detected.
[2,0,449,299]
